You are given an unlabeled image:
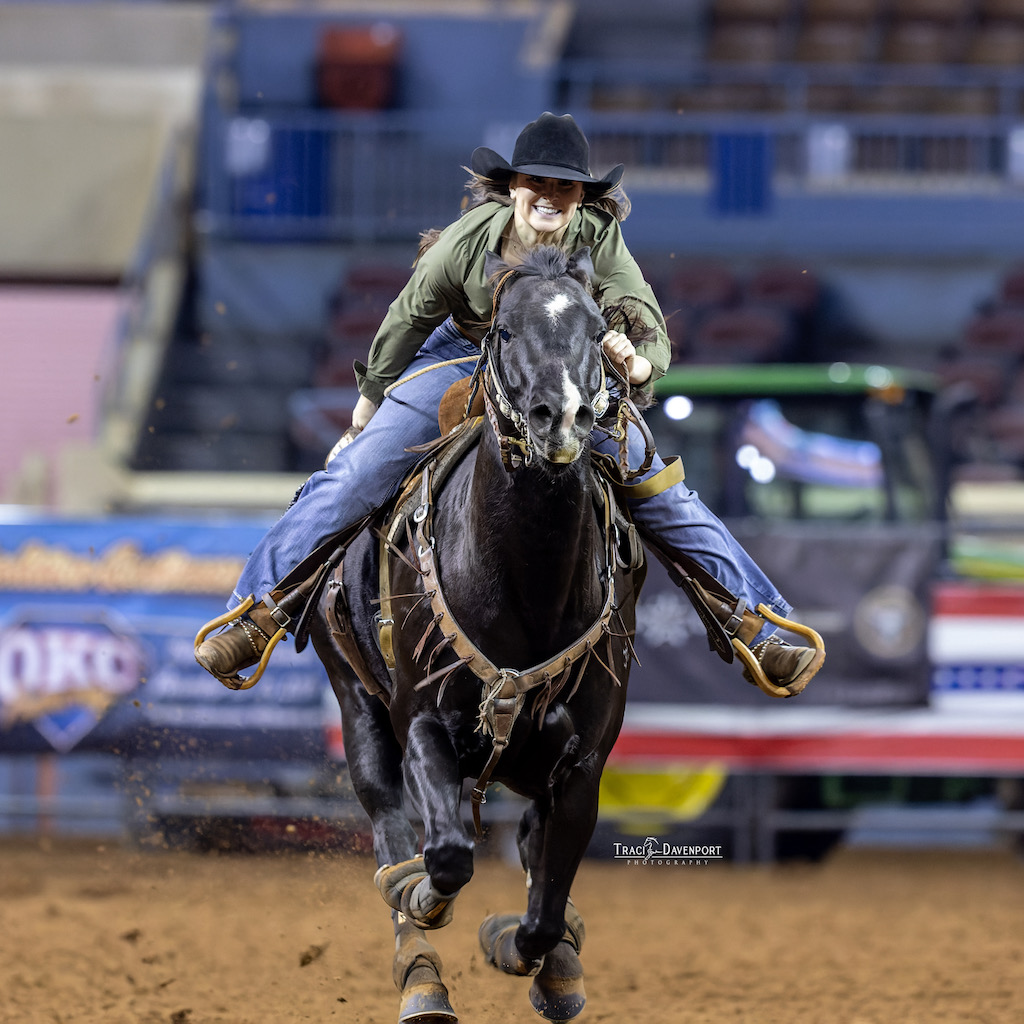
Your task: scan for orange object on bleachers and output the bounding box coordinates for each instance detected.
[315,24,402,110]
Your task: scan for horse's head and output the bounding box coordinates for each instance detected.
[482,246,608,470]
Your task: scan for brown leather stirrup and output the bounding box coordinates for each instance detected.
[677,575,825,699]
[733,604,826,699]
[194,595,288,691]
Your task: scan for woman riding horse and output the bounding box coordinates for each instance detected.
[195,112,824,695]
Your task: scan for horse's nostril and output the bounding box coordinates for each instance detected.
[530,404,555,431]
[575,405,595,432]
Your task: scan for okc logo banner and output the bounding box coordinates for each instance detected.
[0,609,146,752]
[0,518,334,759]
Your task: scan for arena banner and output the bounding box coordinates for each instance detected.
[629,522,943,708]
[0,516,335,756]
[0,514,941,758]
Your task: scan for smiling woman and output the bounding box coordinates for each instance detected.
[508,174,584,244]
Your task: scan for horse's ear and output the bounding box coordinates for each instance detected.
[565,247,594,288]
[484,250,510,283]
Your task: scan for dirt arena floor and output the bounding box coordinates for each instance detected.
[1,837,1022,1024]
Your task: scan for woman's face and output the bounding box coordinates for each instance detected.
[509,173,584,244]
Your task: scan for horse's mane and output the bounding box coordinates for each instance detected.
[508,244,566,277]
[506,245,588,286]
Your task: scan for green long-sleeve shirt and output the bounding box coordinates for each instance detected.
[354,201,671,405]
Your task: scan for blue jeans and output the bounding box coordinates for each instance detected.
[233,318,789,643]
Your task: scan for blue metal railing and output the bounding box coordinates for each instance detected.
[197,110,469,241]
[580,109,1018,181]
[197,106,1024,243]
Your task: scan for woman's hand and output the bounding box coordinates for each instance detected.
[601,330,652,386]
[324,394,378,467]
[352,394,377,431]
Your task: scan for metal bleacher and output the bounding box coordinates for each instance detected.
[128,0,1024,480]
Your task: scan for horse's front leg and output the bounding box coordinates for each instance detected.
[355,709,463,1023]
[480,757,600,1021]
[391,912,458,1024]
[377,715,474,929]
[313,636,456,1022]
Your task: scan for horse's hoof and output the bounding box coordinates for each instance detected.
[529,985,586,1022]
[399,965,458,1023]
[479,914,542,977]
[529,940,586,1021]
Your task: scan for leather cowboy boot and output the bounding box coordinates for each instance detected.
[194,601,281,678]
[195,586,309,688]
[695,584,823,697]
[746,636,818,692]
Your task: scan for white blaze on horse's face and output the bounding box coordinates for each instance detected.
[549,365,584,464]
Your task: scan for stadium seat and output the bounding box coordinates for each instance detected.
[677,83,780,113]
[668,262,742,311]
[963,309,1024,356]
[315,25,402,110]
[965,22,1024,66]
[984,402,1024,462]
[711,0,791,18]
[683,305,795,364]
[804,83,856,112]
[344,263,411,300]
[590,85,659,112]
[663,261,742,353]
[804,0,880,18]
[706,21,786,63]
[852,84,935,114]
[795,20,873,63]
[977,0,1024,21]
[931,86,999,116]
[327,309,386,345]
[998,265,1024,306]
[936,354,1014,407]
[745,264,820,316]
[895,0,972,20]
[881,20,959,64]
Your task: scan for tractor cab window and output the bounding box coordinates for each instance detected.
[649,366,939,524]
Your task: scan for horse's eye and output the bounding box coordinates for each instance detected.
[499,328,511,342]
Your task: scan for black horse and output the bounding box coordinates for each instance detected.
[310,245,646,1023]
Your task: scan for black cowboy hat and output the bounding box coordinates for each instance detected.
[471,112,624,192]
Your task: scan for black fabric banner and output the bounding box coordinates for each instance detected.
[629,522,942,707]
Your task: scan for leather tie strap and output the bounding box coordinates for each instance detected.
[613,455,684,500]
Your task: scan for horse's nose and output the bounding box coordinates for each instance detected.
[528,393,595,439]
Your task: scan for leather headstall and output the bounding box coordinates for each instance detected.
[478,264,611,474]
[480,337,535,471]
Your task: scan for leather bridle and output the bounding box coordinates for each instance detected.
[474,267,611,473]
